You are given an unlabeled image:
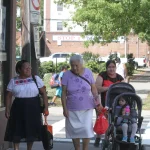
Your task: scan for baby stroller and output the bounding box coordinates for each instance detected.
[101,82,145,150]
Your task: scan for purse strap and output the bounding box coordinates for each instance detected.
[70,70,91,86]
[32,75,40,92]
[32,75,38,88]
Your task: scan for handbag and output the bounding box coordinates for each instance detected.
[32,75,45,113]
[42,116,53,150]
[93,108,109,134]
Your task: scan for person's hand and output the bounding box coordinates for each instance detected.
[63,109,69,118]
[43,108,49,116]
[96,104,103,112]
[5,109,10,119]
[106,87,109,91]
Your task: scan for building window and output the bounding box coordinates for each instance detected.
[57,4,63,11]
[57,22,63,31]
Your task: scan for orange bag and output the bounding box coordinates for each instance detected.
[93,109,109,134]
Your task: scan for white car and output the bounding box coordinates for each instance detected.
[39,52,80,63]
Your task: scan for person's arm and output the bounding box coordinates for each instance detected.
[91,84,103,111]
[61,85,68,118]
[5,91,13,119]
[39,87,49,115]
[95,75,109,93]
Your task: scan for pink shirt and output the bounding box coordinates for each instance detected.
[62,68,95,111]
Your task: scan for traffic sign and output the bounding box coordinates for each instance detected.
[31,0,40,10]
[33,26,40,58]
[30,0,40,24]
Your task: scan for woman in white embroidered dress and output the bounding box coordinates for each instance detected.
[4,60,49,150]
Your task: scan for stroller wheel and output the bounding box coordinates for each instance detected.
[105,124,114,140]
[101,139,110,150]
[140,145,146,150]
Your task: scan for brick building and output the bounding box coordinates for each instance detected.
[43,0,149,58]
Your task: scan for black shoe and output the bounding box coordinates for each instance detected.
[49,102,53,105]
[53,102,56,106]
[50,102,56,106]
[94,138,101,147]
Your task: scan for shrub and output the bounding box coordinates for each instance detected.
[85,61,106,73]
[39,61,54,78]
[55,62,70,72]
[39,61,70,78]
[125,63,134,76]
[82,51,100,63]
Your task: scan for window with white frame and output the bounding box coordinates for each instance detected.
[57,22,63,30]
[57,4,63,11]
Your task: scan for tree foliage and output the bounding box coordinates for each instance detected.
[82,51,99,63]
[40,0,44,26]
[55,0,150,45]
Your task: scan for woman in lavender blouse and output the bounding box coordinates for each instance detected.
[61,55,102,150]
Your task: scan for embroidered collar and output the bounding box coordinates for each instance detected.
[14,78,34,85]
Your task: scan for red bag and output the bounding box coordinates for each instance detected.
[93,109,109,134]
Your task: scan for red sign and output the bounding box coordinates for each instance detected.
[31,0,40,10]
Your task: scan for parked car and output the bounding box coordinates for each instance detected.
[134,57,147,68]
[39,52,80,63]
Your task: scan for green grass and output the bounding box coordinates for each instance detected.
[133,69,145,75]
[142,93,150,110]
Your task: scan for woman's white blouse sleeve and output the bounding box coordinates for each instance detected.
[35,75,44,88]
[7,79,14,92]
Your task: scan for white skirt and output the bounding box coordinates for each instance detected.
[65,109,94,138]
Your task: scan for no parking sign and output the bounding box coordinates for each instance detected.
[30,0,40,24]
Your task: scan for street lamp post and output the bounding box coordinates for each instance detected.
[137,37,139,58]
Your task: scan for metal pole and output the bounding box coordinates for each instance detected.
[0,0,3,5]
[137,37,139,58]
[125,36,127,58]
[21,0,31,63]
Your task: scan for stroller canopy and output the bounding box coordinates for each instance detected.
[105,82,135,108]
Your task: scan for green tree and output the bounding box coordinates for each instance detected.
[55,0,150,45]
[82,51,99,63]
[134,0,150,45]
[16,0,21,31]
[40,0,44,26]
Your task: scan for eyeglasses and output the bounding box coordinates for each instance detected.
[23,67,32,70]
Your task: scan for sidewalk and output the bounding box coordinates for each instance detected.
[7,110,150,150]
[8,141,150,150]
